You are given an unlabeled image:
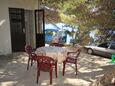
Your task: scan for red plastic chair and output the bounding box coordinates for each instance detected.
[36,56,57,84]
[25,45,36,70]
[63,49,81,76]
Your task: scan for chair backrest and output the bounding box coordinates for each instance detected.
[50,43,64,47]
[37,56,56,72]
[25,45,33,55]
[30,52,37,60]
[67,48,81,59]
[76,49,81,58]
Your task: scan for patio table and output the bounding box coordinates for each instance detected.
[35,46,75,63]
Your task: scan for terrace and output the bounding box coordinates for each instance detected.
[0,51,114,86]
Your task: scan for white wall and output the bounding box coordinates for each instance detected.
[0,0,39,55]
[25,10,36,48]
[0,0,11,55]
[8,0,38,10]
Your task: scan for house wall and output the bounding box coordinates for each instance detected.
[0,0,39,55]
[8,0,39,10]
[0,0,11,55]
[25,10,36,48]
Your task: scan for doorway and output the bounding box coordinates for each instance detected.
[9,8,25,52]
[35,9,45,48]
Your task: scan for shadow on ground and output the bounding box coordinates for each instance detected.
[0,52,112,86]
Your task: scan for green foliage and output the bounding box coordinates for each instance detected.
[42,0,115,45]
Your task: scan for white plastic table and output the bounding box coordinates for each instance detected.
[35,46,68,63]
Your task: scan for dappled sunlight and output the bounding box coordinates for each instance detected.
[0,81,17,86]
[11,56,28,64]
[0,69,6,79]
[78,53,111,70]
[65,78,82,85]
[64,78,91,86]
[0,52,113,86]
[0,19,6,27]
[79,67,103,73]
[9,53,29,64]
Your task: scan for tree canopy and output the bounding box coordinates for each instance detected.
[41,0,115,45]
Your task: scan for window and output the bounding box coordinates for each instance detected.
[98,42,109,48]
[110,44,115,50]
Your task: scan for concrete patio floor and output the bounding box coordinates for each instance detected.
[0,52,113,86]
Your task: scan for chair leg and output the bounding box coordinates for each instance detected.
[27,58,30,70]
[75,62,77,75]
[63,61,66,76]
[36,62,40,83]
[36,70,40,83]
[31,59,33,66]
[55,63,57,78]
[50,69,52,84]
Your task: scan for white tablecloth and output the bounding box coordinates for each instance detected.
[35,46,68,63]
